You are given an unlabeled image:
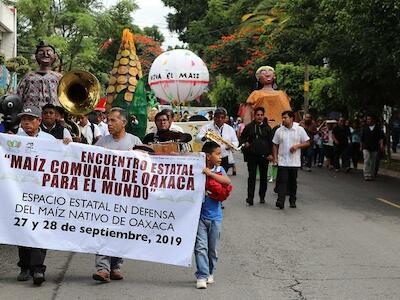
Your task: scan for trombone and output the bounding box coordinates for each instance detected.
[205,130,242,151]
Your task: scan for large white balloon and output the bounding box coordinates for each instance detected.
[148,49,209,103]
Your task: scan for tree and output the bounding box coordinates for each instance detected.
[143,26,165,44]
[275,63,342,112]
[93,0,141,83]
[161,0,209,42]
[15,0,163,87]
[209,76,240,116]
[16,0,102,71]
[317,0,400,110]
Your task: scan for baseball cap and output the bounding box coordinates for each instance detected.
[214,107,227,116]
[18,106,42,118]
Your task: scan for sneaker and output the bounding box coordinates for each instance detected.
[32,272,45,285]
[196,278,207,289]
[17,269,31,281]
[92,271,110,282]
[207,274,215,284]
[110,269,123,280]
[246,198,254,206]
[259,198,265,204]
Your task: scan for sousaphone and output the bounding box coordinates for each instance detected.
[57,71,101,137]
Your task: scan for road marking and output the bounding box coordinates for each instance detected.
[376,198,400,209]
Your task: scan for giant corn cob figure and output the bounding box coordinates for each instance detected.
[106,29,147,139]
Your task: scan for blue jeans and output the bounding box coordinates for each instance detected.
[195,217,222,279]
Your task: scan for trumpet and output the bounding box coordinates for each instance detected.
[205,130,242,151]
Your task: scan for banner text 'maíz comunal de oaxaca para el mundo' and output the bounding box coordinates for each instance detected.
[0,133,205,267]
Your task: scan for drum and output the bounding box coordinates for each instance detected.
[149,142,180,154]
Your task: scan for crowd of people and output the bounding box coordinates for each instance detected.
[229,112,392,182]
[1,40,399,291]
[297,114,387,181]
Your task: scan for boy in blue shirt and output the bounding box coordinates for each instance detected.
[195,141,231,289]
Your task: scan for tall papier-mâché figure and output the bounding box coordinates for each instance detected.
[243,66,291,129]
[17,41,62,109]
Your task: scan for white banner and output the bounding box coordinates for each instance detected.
[0,133,205,267]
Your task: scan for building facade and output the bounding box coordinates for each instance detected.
[0,1,17,59]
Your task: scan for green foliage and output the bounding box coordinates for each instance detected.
[143,26,165,44]
[161,0,209,42]
[209,76,240,116]
[275,63,304,111]
[6,56,30,77]
[15,0,163,92]
[317,0,400,108]
[275,63,337,111]
[309,76,343,113]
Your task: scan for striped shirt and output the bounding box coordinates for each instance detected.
[272,123,309,167]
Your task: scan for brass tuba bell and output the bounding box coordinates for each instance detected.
[57,71,101,138]
[58,70,101,116]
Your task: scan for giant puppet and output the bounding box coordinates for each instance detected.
[105,29,147,139]
[17,41,62,109]
[241,66,291,128]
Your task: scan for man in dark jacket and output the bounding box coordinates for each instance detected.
[240,107,273,206]
[40,104,72,143]
[361,115,385,181]
[332,117,351,172]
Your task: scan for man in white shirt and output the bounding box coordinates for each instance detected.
[78,114,102,145]
[197,107,239,172]
[272,111,310,209]
[92,110,110,136]
[15,106,55,285]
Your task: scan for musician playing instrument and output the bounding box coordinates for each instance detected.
[196,107,239,172]
[143,111,192,145]
[151,109,184,133]
[40,103,72,144]
[17,41,62,109]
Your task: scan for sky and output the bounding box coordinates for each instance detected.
[103,0,184,50]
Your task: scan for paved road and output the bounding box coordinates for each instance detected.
[1,154,400,300]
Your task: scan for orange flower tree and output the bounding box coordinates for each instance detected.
[134,34,163,76]
[206,28,271,83]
